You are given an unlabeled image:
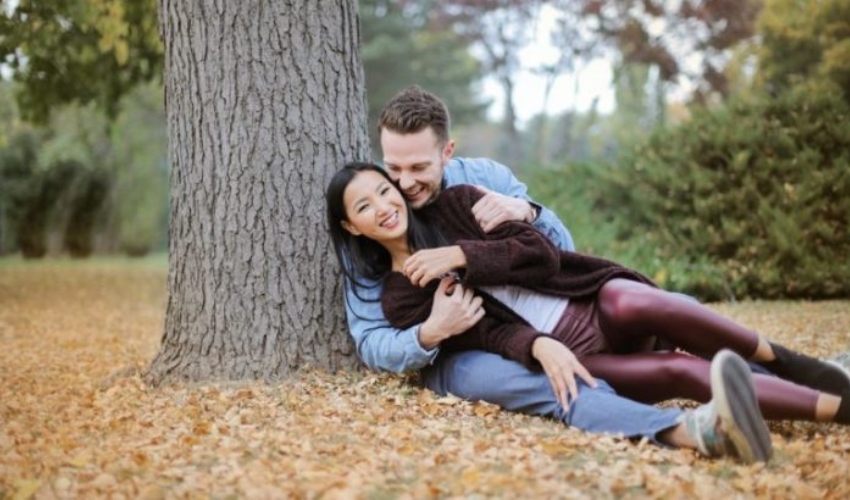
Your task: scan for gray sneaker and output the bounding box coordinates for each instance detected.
[681,349,773,463]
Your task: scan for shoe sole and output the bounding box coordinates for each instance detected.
[711,349,773,463]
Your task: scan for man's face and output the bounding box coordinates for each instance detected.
[380,127,454,209]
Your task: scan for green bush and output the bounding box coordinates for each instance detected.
[599,91,850,300]
[64,167,113,258]
[0,132,82,258]
[526,162,703,297]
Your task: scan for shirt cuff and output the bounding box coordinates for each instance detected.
[413,324,441,364]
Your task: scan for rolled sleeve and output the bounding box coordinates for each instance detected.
[344,280,439,372]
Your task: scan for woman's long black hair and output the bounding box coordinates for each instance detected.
[326,162,447,302]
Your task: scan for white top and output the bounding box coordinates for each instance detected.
[479,285,569,333]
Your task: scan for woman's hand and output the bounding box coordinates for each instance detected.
[531,336,597,410]
[417,277,484,349]
[402,246,467,287]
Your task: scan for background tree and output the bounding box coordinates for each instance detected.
[145,0,368,385]
[0,1,168,257]
[109,82,168,256]
[757,0,850,103]
[427,0,544,167]
[0,0,162,122]
[0,81,21,254]
[582,0,763,103]
[528,0,603,166]
[360,0,488,156]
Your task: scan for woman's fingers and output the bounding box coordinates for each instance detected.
[443,282,484,330]
[436,276,453,294]
[573,360,598,389]
[550,373,569,410]
[532,337,590,410]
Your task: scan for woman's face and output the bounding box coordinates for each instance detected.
[341,169,408,243]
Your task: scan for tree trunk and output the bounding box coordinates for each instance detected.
[497,74,523,171]
[147,0,369,385]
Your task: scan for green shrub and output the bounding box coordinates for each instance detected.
[64,167,113,258]
[0,133,82,258]
[527,163,706,297]
[600,91,850,300]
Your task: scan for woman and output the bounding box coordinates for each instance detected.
[327,162,850,427]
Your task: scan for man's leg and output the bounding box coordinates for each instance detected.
[421,350,682,443]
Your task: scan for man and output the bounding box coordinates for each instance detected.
[349,85,576,396]
[341,85,772,461]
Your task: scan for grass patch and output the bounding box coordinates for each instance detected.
[0,252,168,269]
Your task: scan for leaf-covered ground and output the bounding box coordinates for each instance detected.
[1,260,849,499]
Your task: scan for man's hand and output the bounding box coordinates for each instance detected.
[417,277,484,349]
[531,336,597,410]
[472,185,537,233]
[402,246,466,287]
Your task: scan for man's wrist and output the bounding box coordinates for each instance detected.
[417,322,440,350]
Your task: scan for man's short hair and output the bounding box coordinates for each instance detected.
[377,85,451,145]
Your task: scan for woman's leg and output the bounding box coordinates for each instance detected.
[596,279,758,356]
[580,351,849,423]
[595,279,850,394]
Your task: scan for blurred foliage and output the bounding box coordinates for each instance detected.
[579,0,763,103]
[757,0,850,104]
[583,91,850,301]
[524,3,850,301]
[2,0,844,292]
[360,0,488,156]
[426,0,543,163]
[468,60,666,169]
[0,0,162,122]
[0,128,52,257]
[110,83,168,256]
[526,161,703,297]
[63,166,112,257]
[0,80,168,257]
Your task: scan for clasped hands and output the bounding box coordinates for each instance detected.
[400,186,534,287]
[409,187,593,408]
[405,250,596,411]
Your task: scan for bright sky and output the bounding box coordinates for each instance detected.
[478,6,616,127]
[480,59,616,126]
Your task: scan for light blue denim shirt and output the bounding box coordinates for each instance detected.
[344,157,575,373]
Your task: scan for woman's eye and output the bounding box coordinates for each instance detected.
[380,187,390,195]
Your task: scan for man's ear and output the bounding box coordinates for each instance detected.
[441,139,456,163]
[341,220,361,236]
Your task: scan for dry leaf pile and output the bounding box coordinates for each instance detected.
[1,260,849,499]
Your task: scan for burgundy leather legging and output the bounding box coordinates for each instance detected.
[572,279,821,422]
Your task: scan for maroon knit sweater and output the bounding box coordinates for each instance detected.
[381,185,654,369]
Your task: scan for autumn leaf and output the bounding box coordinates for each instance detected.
[0,261,849,498]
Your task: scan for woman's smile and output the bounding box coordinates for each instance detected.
[342,169,409,242]
[380,211,401,229]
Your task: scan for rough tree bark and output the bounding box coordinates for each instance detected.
[146,0,369,385]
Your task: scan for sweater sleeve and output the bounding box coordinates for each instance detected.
[381,273,436,330]
[438,185,561,287]
[457,221,560,287]
[441,317,545,370]
[381,271,545,370]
